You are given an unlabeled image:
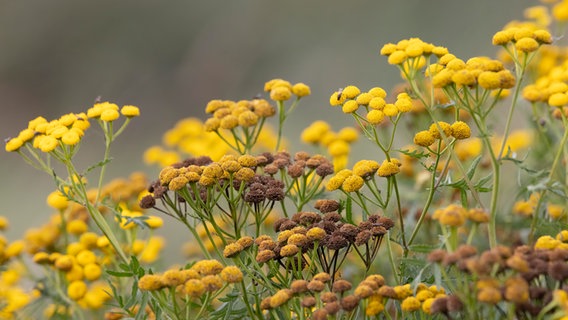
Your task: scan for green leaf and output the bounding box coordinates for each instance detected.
[84,158,113,175]
[407,244,439,254]
[398,148,431,160]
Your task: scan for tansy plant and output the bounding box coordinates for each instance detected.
[7,1,568,319]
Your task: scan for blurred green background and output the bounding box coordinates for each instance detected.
[0,0,533,260]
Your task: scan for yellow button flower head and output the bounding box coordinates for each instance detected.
[330,90,347,106]
[342,175,364,192]
[238,110,259,127]
[146,216,163,229]
[264,78,292,92]
[67,219,87,235]
[5,137,24,152]
[553,2,568,21]
[61,130,80,146]
[450,121,471,139]
[341,85,361,99]
[220,266,243,283]
[220,115,239,129]
[47,190,68,210]
[478,71,501,89]
[548,92,568,107]
[100,108,120,122]
[452,70,476,86]
[68,281,88,300]
[367,87,385,99]
[515,37,540,53]
[138,274,164,291]
[492,30,513,46]
[121,105,140,117]
[429,121,452,139]
[292,82,311,97]
[432,69,454,88]
[337,127,358,142]
[401,296,421,312]
[395,93,413,112]
[378,159,400,177]
[369,97,386,110]
[37,135,58,152]
[270,86,292,101]
[383,104,399,117]
[534,29,553,44]
[438,204,466,227]
[414,130,435,147]
[342,100,359,113]
[380,43,397,56]
[388,50,407,65]
[84,263,102,281]
[356,92,373,105]
[28,116,47,130]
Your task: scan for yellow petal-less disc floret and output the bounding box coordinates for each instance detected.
[67,281,88,300]
[121,105,140,117]
[388,50,407,65]
[548,92,568,107]
[414,131,435,147]
[342,175,365,192]
[342,86,361,99]
[478,71,501,89]
[380,43,397,56]
[450,121,471,140]
[5,137,24,152]
[342,100,359,113]
[515,37,540,53]
[100,109,120,122]
[367,110,385,124]
[292,83,311,97]
[270,86,292,101]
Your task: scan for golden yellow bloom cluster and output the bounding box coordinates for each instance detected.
[380,37,449,70]
[329,85,413,122]
[492,26,552,53]
[0,220,37,318]
[138,260,243,297]
[204,99,275,131]
[301,121,359,171]
[432,204,489,227]
[427,55,516,90]
[326,158,401,192]
[265,78,311,101]
[5,112,90,153]
[414,121,472,147]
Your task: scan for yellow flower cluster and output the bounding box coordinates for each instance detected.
[492,26,552,53]
[301,121,359,171]
[432,204,489,227]
[380,38,449,70]
[512,193,540,217]
[427,55,516,90]
[265,78,311,101]
[87,102,140,121]
[534,229,568,250]
[138,260,243,297]
[329,85,414,123]
[5,112,90,153]
[5,102,139,153]
[326,158,401,192]
[414,121,472,147]
[204,98,276,131]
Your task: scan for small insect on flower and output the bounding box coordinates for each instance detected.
[336,88,344,101]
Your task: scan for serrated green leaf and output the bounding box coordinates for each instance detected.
[398,148,431,160]
[85,158,113,174]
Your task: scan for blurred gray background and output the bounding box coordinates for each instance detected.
[0,0,533,259]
